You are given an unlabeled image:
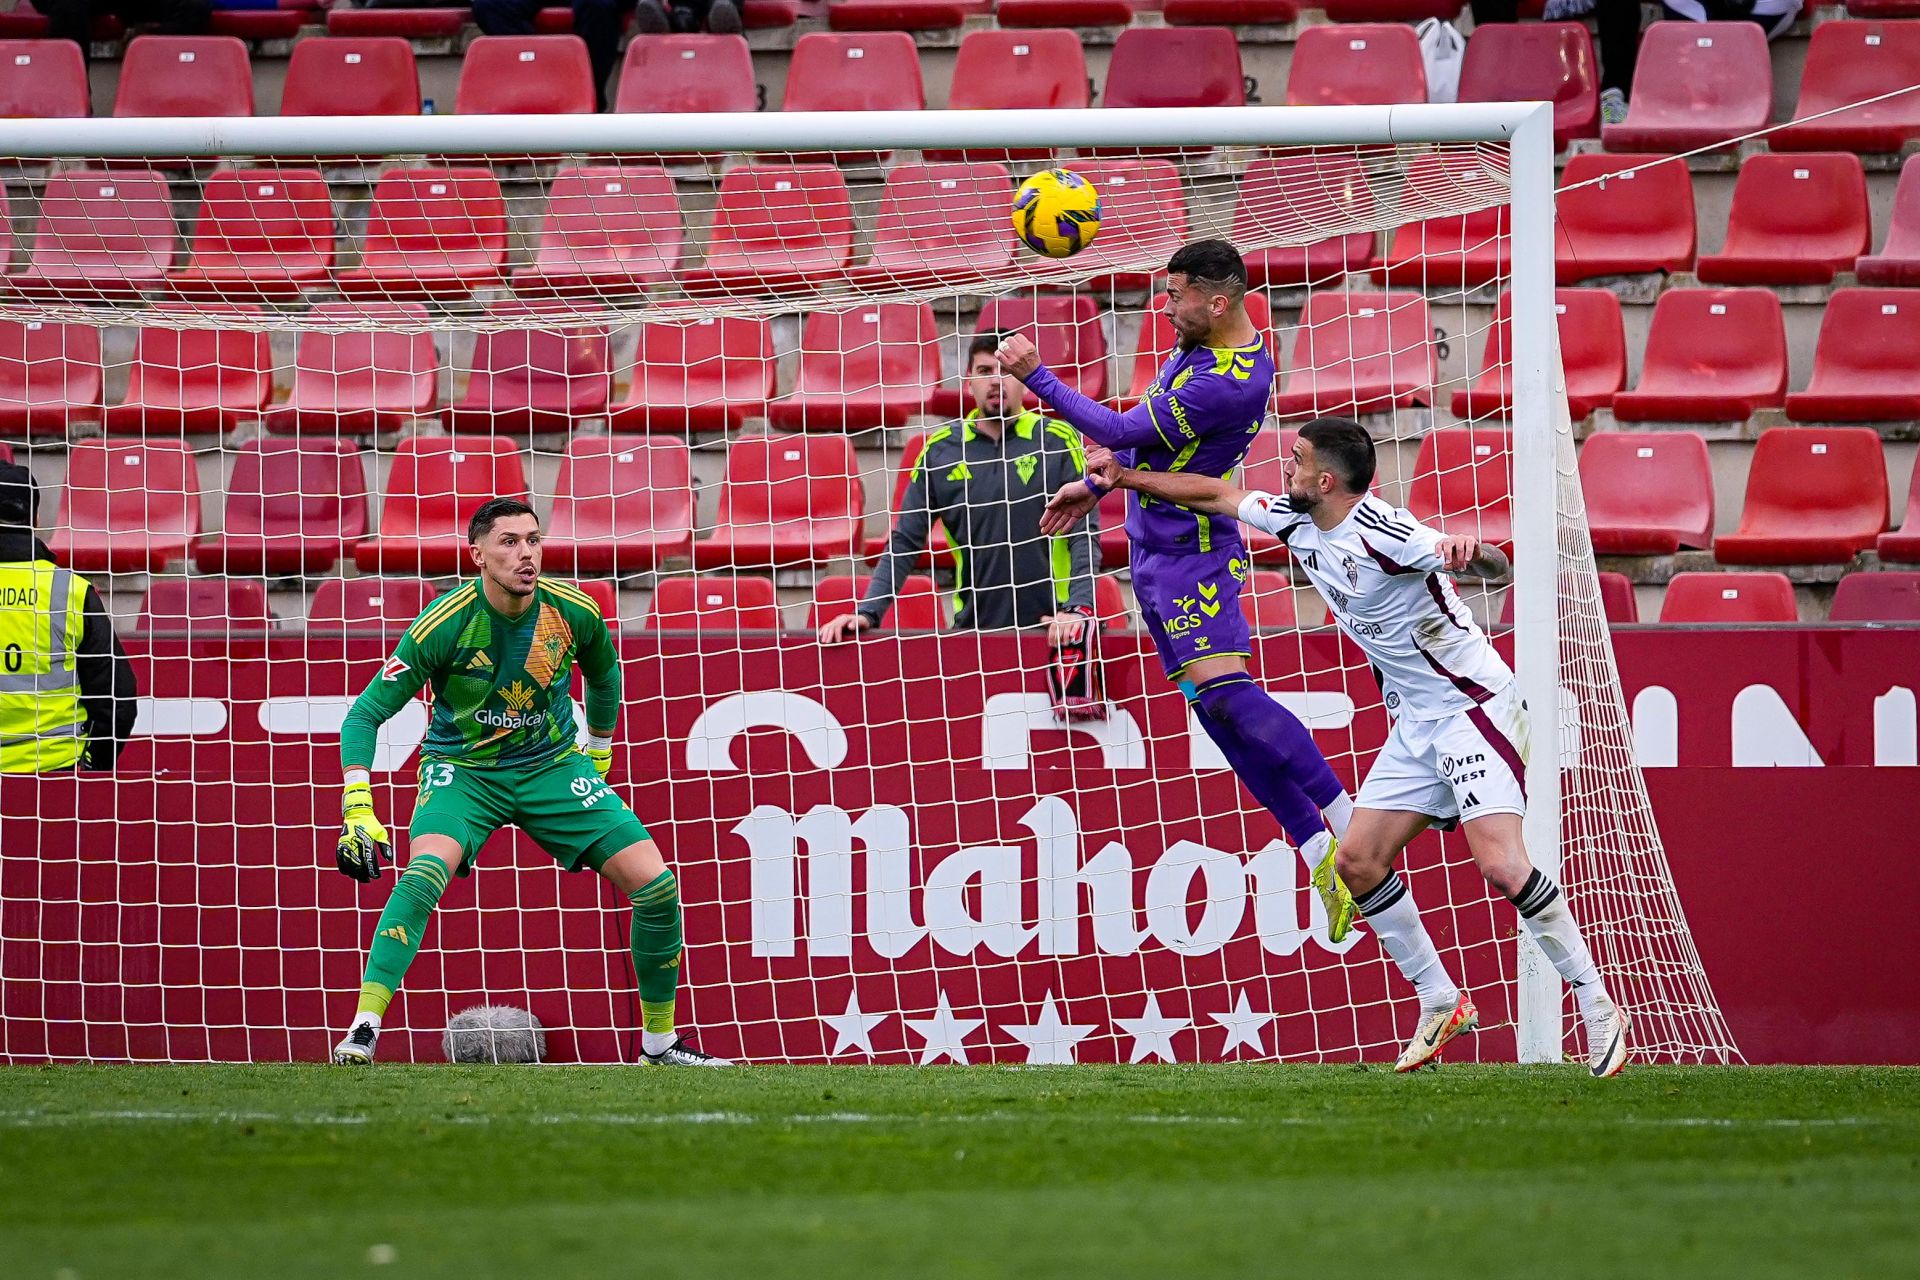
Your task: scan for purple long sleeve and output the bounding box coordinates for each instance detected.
[1021,364,1168,451]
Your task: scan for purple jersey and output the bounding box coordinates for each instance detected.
[1022,337,1275,556]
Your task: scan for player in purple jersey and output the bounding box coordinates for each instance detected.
[1008,240,1357,913]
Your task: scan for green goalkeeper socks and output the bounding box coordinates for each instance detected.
[356,856,453,1018]
[629,870,683,1033]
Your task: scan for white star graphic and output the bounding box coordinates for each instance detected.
[1115,992,1191,1064]
[1209,989,1273,1058]
[902,991,984,1065]
[821,988,888,1059]
[1001,991,1098,1065]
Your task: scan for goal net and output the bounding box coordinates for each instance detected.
[0,106,1738,1067]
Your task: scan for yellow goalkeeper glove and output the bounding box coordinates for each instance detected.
[335,778,393,883]
[584,733,614,780]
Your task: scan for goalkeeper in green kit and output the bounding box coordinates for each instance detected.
[330,497,728,1067]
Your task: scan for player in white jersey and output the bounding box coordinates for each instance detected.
[1061,417,1629,1077]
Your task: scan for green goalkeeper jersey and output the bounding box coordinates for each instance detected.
[340,578,621,772]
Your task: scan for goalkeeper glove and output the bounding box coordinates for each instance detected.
[335,779,393,883]
[585,733,614,780]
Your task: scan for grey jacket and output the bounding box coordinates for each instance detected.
[861,409,1098,630]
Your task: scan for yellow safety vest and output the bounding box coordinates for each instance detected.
[0,560,90,773]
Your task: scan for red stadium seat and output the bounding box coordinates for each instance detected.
[512,165,683,298]
[194,438,369,577]
[113,36,252,117]
[1374,151,1511,287]
[647,575,784,631]
[307,576,438,635]
[692,434,865,569]
[0,442,10,463]
[543,436,695,575]
[1165,0,1298,19]
[1272,291,1434,418]
[449,303,611,434]
[1602,21,1770,152]
[265,301,440,436]
[565,576,621,627]
[280,37,420,116]
[1092,572,1130,628]
[863,432,958,568]
[325,6,466,37]
[336,167,509,299]
[1450,288,1625,422]
[1830,572,1920,622]
[136,578,276,637]
[1458,22,1597,148]
[1320,0,1462,16]
[1500,570,1639,625]
[1610,288,1786,423]
[1855,155,1920,286]
[1880,453,1920,562]
[209,7,314,39]
[1123,290,1275,407]
[827,0,984,30]
[614,34,755,114]
[806,573,944,630]
[1696,153,1871,286]
[49,439,201,574]
[995,0,1135,25]
[7,169,175,299]
[684,164,854,295]
[1285,23,1426,106]
[0,319,101,436]
[1102,26,1244,115]
[168,168,335,300]
[1577,431,1714,556]
[1066,158,1189,292]
[354,435,530,575]
[103,305,273,434]
[955,293,1107,409]
[1773,20,1920,153]
[1785,288,1920,422]
[855,161,1014,291]
[1553,154,1696,282]
[611,316,775,433]
[1233,151,1379,288]
[1714,428,1889,565]
[1240,569,1302,630]
[456,35,594,115]
[0,38,88,118]
[768,303,942,431]
[1659,571,1797,623]
[934,29,1087,162]
[781,32,924,134]
[1406,428,1511,553]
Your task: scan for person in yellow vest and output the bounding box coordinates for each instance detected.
[0,461,137,773]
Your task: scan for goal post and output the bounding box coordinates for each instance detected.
[0,103,1739,1067]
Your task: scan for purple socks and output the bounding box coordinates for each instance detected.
[1192,672,1344,848]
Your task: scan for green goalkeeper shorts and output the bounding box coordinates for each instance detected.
[407,749,652,875]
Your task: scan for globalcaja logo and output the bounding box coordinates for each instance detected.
[501,680,535,712]
[474,680,545,731]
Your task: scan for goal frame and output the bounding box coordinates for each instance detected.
[1,101,1569,1062]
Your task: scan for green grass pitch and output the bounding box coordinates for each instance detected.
[2,1064,1915,1279]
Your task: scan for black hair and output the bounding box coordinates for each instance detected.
[1166,239,1248,296]
[1298,417,1376,494]
[0,461,38,531]
[468,496,538,544]
[969,330,1013,362]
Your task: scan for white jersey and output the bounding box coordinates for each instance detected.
[1237,491,1513,722]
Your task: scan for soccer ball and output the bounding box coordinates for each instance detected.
[1012,168,1102,258]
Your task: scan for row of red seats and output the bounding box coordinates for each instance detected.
[123,565,1920,636]
[43,423,1920,588]
[11,19,1920,153]
[14,280,1920,441]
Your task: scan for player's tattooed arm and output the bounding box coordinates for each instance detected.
[1435,535,1511,580]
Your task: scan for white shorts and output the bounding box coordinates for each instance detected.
[1357,683,1530,826]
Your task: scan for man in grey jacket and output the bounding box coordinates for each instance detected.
[819,332,1099,647]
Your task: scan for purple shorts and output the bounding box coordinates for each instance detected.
[1132,545,1254,677]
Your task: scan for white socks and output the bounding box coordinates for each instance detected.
[1511,870,1607,1016]
[1322,792,1354,840]
[642,1029,678,1056]
[1299,830,1334,873]
[1352,873,1459,1012]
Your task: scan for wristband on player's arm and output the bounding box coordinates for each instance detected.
[585,733,614,779]
[1082,472,1110,498]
